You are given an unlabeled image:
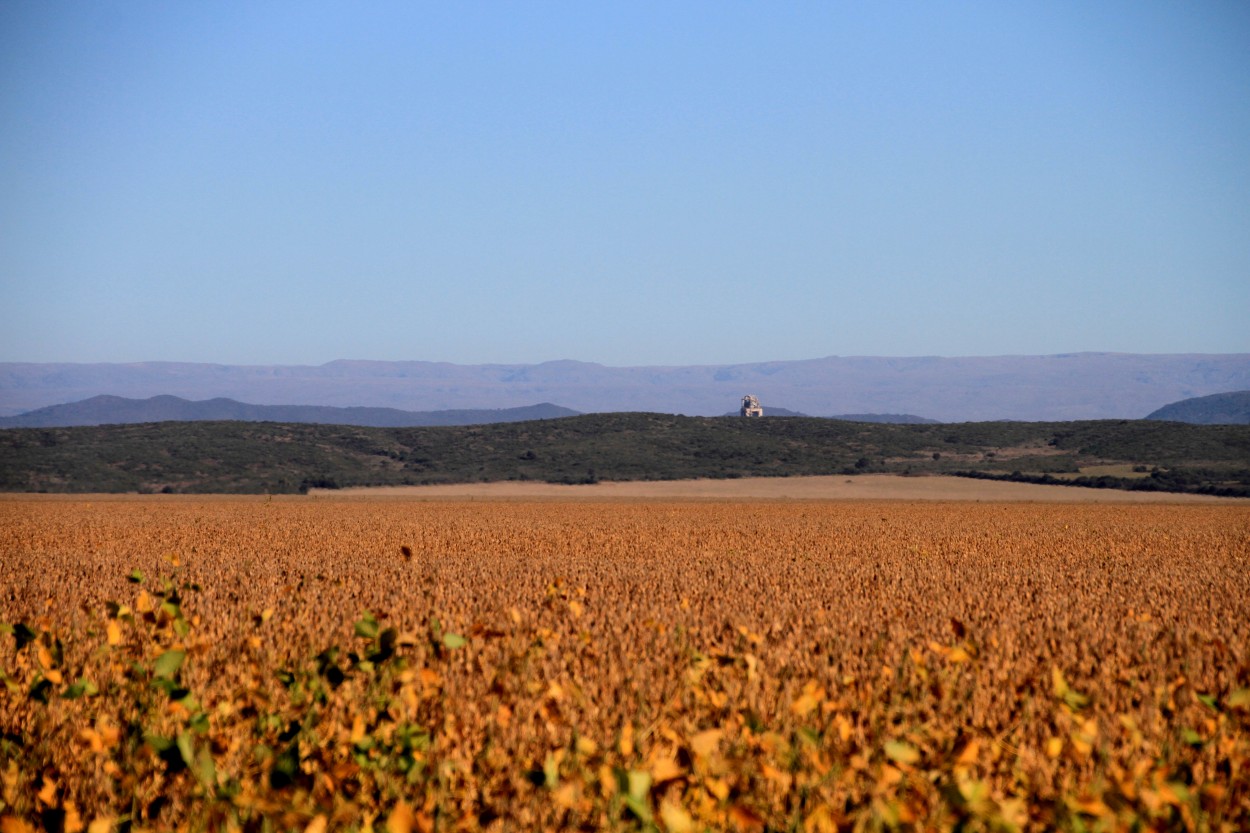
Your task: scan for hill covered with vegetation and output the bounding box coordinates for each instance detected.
[3,413,1248,496]
[1146,390,1250,424]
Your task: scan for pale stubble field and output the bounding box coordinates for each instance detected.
[1,481,1248,831]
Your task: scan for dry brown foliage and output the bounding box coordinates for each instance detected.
[1,496,1248,831]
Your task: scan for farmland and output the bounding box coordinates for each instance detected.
[2,495,1249,831]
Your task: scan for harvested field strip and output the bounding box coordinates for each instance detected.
[318,473,1243,502]
[1,498,1248,830]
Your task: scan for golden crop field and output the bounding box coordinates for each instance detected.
[1,495,1248,832]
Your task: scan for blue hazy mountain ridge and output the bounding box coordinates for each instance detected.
[0,395,579,429]
[1145,391,1250,425]
[2,354,1248,422]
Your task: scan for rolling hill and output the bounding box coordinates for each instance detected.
[1145,391,1250,425]
[3,414,1247,496]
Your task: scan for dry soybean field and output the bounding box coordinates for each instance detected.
[2,495,1249,832]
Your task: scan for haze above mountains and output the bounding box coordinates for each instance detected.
[2,353,1249,423]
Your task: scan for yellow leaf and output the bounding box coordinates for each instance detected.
[947,644,972,663]
[304,817,327,833]
[2,818,38,833]
[761,763,791,786]
[791,682,824,717]
[955,739,980,767]
[729,803,765,832]
[106,621,121,646]
[998,798,1027,829]
[37,645,55,670]
[660,800,694,833]
[568,600,583,619]
[876,764,903,788]
[705,776,730,801]
[1051,666,1068,698]
[1201,784,1227,803]
[63,806,85,833]
[87,819,114,833]
[386,801,415,833]
[804,805,836,833]
[98,722,120,750]
[736,625,762,645]
[598,765,617,797]
[619,722,635,757]
[78,728,103,753]
[36,777,56,807]
[1068,795,1109,816]
[651,756,684,784]
[1046,737,1064,758]
[553,783,577,808]
[690,729,723,759]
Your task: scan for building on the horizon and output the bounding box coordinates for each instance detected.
[740,394,763,417]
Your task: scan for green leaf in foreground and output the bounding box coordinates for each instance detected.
[354,612,379,640]
[153,649,187,680]
[62,679,99,699]
[177,731,196,766]
[442,632,468,650]
[194,745,216,786]
[621,769,653,823]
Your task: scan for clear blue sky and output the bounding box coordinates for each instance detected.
[2,1,1247,366]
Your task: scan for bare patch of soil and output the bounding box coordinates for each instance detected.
[321,474,1237,503]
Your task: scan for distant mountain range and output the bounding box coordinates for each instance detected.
[1146,391,1250,425]
[3,353,1248,422]
[0,395,579,429]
